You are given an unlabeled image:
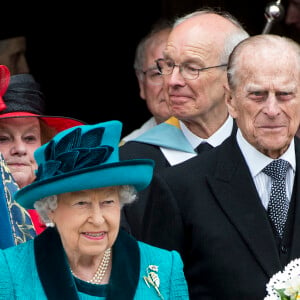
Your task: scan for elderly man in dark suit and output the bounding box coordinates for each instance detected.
[120,8,249,237]
[141,34,300,299]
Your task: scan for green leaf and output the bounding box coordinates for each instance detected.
[275,288,291,300]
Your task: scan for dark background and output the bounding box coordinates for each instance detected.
[1,0,292,137]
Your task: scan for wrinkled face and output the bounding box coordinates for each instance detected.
[0,117,41,187]
[227,48,300,158]
[138,29,171,124]
[162,15,229,122]
[49,187,121,259]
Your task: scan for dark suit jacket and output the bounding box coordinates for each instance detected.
[141,134,300,299]
[119,140,171,236]
[119,141,171,172]
[120,122,238,238]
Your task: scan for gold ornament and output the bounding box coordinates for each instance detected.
[143,265,164,299]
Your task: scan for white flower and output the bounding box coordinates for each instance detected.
[265,258,300,300]
[283,276,300,296]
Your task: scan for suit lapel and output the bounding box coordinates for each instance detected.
[290,138,300,259]
[206,136,281,277]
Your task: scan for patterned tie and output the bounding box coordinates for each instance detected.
[195,142,213,154]
[262,159,290,238]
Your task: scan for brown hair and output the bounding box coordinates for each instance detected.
[39,119,57,145]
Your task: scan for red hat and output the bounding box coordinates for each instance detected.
[0,65,10,111]
[1,73,85,132]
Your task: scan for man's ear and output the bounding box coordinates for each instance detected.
[224,85,237,118]
[136,71,146,101]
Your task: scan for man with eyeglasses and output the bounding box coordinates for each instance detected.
[119,8,249,238]
[155,58,228,81]
[142,34,300,299]
[120,19,172,145]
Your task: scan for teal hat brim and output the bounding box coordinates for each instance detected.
[14,159,154,209]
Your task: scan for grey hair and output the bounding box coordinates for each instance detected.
[33,185,138,225]
[133,18,172,72]
[173,8,249,64]
[34,195,58,226]
[118,185,138,207]
[227,34,300,90]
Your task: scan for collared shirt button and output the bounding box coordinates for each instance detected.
[280,245,288,254]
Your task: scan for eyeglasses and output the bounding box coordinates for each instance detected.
[140,67,164,85]
[155,58,227,80]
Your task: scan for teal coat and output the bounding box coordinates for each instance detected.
[0,228,189,299]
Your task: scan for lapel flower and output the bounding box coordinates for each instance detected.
[264,258,300,299]
[143,265,164,299]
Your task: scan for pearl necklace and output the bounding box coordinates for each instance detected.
[71,248,111,284]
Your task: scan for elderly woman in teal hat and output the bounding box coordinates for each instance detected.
[0,120,189,299]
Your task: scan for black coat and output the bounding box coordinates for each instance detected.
[119,122,238,238]
[141,134,300,299]
[119,141,171,237]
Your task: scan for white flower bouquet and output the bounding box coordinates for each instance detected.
[265,258,300,299]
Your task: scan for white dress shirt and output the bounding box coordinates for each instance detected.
[236,129,296,209]
[161,116,234,166]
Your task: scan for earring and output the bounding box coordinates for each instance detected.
[46,221,55,227]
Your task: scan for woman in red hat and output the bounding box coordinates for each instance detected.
[0,73,85,233]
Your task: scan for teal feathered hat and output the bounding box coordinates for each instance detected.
[14,120,155,209]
